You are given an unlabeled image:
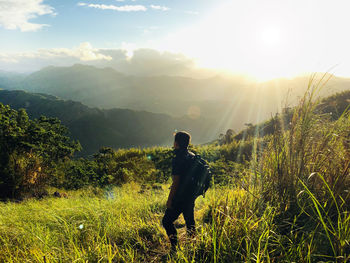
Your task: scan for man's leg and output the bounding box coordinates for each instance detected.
[162,207,181,249]
[182,199,196,236]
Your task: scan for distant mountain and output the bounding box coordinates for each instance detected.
[17,64,127,100]
[3,64,350,132]
[0,90,214,156]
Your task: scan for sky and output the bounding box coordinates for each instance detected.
[1,0,350,80]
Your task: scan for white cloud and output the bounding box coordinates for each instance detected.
[78,3,147,12]
[0,42,112,68]
[0,0,54,32]
[38,42,113,61]
[150,5,169,11]
[0,54,19,63]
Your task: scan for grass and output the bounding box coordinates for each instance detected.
[0,183,168,262]
[1,177,349,262]
[0,183,278,262]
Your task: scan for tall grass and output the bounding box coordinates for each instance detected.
[258,74,350,261]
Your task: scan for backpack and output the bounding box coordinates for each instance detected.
[183,154,212,199]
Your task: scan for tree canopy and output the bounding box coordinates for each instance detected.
[0,103,81,199]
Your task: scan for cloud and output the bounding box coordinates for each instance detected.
[78,3,147,12]
[0,0,54,32]
[38,42,113,61]
[0,54,20,63]
[0,44,200,77]
[0,42,112,73]
[150,5,169,11]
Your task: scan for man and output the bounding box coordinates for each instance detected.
[162,131,196,252]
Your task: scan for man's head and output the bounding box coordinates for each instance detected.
[174,131,191,149]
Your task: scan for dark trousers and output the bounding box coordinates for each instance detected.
[162,199,196,247]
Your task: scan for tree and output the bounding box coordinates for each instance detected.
[219,129,235,144]
[0,103,81,199]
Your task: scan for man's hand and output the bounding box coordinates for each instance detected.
[166,175,180,210]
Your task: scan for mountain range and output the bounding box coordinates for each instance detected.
[0,90,214,156]
[1,65,349,155]
[3,64,350,133]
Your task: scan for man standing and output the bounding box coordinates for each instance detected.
[162,131,196,252]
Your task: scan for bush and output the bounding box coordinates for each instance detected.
[61,159,100,190]
[93,147,168,186]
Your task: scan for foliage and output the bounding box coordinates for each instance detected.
[60,159,100,190]
[93,147,160,186]
[318,90,350,119]
[208,159,246,185]
[55,143,249,190]
[218,128,235,144]
[0,103,80,199]
[55,147,174,190]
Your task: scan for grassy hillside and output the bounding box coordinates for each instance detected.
[232,90,350,141]
[0,185,254,262]
[0,82,349,262]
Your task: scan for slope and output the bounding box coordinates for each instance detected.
[0,90,213,156]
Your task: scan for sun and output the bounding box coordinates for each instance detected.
[259,27,281,47]
[154,1,300,81]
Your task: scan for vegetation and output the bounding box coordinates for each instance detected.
[0,103,80,199]
[0,89,213,156]
[0,78,349,262]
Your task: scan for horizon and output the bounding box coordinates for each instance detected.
[1,62,348,85]
[1,0,350,81]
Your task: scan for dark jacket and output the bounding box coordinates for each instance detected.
[172,148,195,204]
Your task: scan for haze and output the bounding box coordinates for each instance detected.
[1,0,350,80]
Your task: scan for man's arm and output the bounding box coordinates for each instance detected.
[166,175,180,209]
